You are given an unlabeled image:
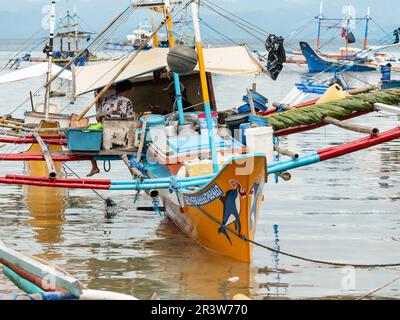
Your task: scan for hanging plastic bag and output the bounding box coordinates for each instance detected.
[264,34,286,81]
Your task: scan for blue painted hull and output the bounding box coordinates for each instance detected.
[299,42,376,73]
[381,80,400,90]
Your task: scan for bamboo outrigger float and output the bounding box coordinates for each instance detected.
[1,0,400,267]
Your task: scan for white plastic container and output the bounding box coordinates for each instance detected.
[198,112,218,135]
[244,126,274,162]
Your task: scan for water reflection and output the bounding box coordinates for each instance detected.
[23,185,67,245]
[142,219,254,300]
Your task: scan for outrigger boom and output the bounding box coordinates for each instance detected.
[1,125,400,190]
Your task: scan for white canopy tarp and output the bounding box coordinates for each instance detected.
[0,63,72,84]
[74,46,263,96]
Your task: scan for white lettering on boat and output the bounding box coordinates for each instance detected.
[184,184,224,207]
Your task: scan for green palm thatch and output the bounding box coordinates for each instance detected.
[266,88,400,131]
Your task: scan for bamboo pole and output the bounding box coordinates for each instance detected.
[77,17,168,121]
[374,103,400,115]
[275,171,292,181]
[348,85,376,95]
[32,132,58,178]
[247,89,257,116]
[323,116,379,135]
[121,154,144,180]
[274,145,299,159]
[136,113,150,162]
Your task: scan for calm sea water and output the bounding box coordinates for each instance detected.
[0,47,399,300]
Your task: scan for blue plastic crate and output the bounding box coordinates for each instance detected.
[66,128,103,152]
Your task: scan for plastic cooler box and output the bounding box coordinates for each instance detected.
[244,126,274,162]
[66,128,103,152]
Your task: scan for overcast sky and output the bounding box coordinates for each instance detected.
[0,0,397,41]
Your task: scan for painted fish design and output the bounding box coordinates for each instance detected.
[218,180,246,244]
[249,175,264,230]
[249,183,261,230]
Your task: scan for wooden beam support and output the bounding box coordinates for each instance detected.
[323,116,379,135]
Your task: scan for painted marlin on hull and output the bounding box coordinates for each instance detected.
[218,180,247,244]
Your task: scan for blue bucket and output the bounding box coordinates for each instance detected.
[66,128,103,152]
[139,114,166,144]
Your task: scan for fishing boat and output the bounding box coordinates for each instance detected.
[0,242,138,300]
[299,41,376,73]
[127,20,168,50]
[6,6,109,68]
[286,2,400,72]
[1,0,400,266]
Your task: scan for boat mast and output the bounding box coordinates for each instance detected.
[43,0,56,119]
[191,0,218,173]
[165,0,185,125]
[316,1,323,52]
[344,3,351,57]
[67,8,71,52]
[150,10,160,48]
[59,16,63,52]
[363,7,371,49]
[74,7,79,51]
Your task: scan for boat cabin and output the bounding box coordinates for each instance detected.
[70,46,265,177]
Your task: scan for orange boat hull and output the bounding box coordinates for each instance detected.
[160,155,267,263]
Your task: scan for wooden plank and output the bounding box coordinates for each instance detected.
[0,243,82,297]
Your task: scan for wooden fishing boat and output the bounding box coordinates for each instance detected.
[0,242,138,300]
[284,2,400,71]
[1,0,400,266]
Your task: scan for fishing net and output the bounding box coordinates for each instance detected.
[265,88,400,131]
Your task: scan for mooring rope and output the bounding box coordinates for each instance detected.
[194,206,400,268]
